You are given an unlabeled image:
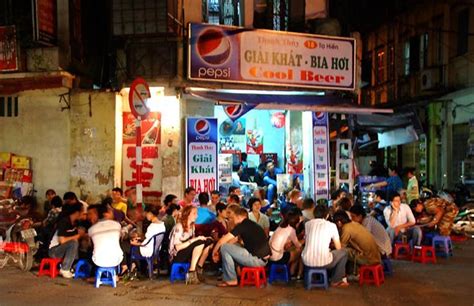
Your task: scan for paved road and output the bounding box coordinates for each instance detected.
[0,239,473,306]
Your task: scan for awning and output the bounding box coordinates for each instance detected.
[185,87,393,114]
[0,71,74,95]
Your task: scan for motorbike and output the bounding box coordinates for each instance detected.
[0,199,39,271]
[452,202,474,238]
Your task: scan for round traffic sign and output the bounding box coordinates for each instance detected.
[129,78,151,120]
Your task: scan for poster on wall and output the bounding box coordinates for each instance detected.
[186,117,218,193]
[287,144,303,174]
[32,0,57,45]
[246,130,263,154]
[122,112,162,201]
[123,112,161,145]
[0,26,18,71]
[335,139,353,192]
[313,112,330,200]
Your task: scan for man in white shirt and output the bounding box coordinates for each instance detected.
[383,193,422,245]
[302,205,349,288]
[88,203,123,268]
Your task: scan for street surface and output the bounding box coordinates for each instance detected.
[0,240,473,306]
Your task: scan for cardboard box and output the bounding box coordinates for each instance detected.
[0,152,12,169]
[11,155,32,169]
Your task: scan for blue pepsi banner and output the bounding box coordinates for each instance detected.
[312,112,330,200]
[222,104,255,121]
[186,117,218,193]
[188,23,356,91]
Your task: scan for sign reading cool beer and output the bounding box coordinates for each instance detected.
[188,23,355,91]
[186,118,219,193]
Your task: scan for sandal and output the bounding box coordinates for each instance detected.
[331,281,350,288]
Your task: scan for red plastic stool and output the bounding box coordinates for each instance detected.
[359,264,384,287]
[411,246,436,264]
[393,243,411,260]
[38,258,63,278]
[240,266,267,288]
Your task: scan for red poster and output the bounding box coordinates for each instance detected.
[246,130,263,154]
[123,112,161,145]
[34,0,57,44]
[0,26,18,71]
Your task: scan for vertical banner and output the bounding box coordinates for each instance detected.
[122,112,162,199]
[312,112,330,200]
[186,117,218,193]
[335,139,353,192]
[0,26,18,71]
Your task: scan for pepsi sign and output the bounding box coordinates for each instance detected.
[187,117,218,143]
[223,104,256,121]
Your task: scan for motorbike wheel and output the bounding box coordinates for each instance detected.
[18,251,33,272]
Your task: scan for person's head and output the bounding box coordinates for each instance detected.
[180,206,198,231]
[302,198,315,210]
[389,192,401,209]
[333,210,352,228]
[388,165,399,177]
[226,204,241,220]
[163,194,178,207]
[102,196,113,207]
[410,199,424,213]
[247,197,262,213]
[145,205,160,221]
[406,167,416,178]
[338,197,352,211]
[112,187,123,202]
[210,190,221,205]
[63,191,78,205]
[125,187,137,204]
[166,203,181,218]
[19,195,36,212]
[50,196,63,209]
[87,205,99,224]
[198,192,210,206]
[45,189,56,202]
[233,207,249,224]
[129,229,140,244]
[314,204,329,219]
[216,202,227,217]
[253,188,265,200]
[374,190,385,202]
[227,194,240,205]
[96,203,114,220]
[62,202,83,222]
[349,205,367,224]
[228,186,241,196]
[266,160,275,173]
[280,210,301,229]
[184,187,196,202]
[288,189,302,202]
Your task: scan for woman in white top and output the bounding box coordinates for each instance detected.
[269,210,303,278]
[248,197,270,237]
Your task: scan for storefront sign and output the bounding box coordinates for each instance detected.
[188,23,355,90]
[313,112,330,200]
[0,26,18,71]
[186,118,218,193]
[32,0,57,45]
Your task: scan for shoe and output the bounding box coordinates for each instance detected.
[129,268,139,281]
[59,269,74,279]
[196,266,205,282]
[331,280,350,288]
[185,271,201,285]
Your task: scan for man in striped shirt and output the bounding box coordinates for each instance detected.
[302,204,349,288]
[349,205,392,257]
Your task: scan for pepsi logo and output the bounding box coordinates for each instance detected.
[224,105,243,119]
[197,28,231,65]
[195,119,211,135]
[315,112,325,120]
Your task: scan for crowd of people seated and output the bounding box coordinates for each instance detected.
[13,165,459,288]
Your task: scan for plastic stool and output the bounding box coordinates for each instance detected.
[38,258,63,278]
[95,266,117,288]
[268,264,289,284]
[359,264,384,287]
[393,243,411,260]
[423,232,436,246]
[74,259,92,279]
[240,266,267,288]
[432,235,453,258]
[411,246,436,264]
[170,263,190,283]
[382,258,393,276]
[304,268,328,290]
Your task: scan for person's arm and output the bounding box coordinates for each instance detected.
[370,181,388,189]
[339,229,349,248]
[212,232,236,262]
[289,229,302,250]
[395,206,416,232]
[263,215,270,237]
[58,234,80,244]
[331,224,342,250]
[428,207,444,227]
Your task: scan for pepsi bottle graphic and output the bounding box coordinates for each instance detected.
[142,120,160,145]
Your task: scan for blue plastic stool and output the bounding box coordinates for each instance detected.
[95,267,117,288]
[74,259,92,279]
[170,263,190,283]
[382,258,393,276]
[423,232,436,246]
[304,268,328,290]
[432,235,453,258]
[268,264,289,284]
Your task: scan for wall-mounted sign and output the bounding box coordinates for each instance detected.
[313,112,330,200]
[32,0,57,45]
[186,117,219,193]
[188,23,355,91]
[0,26,18,72]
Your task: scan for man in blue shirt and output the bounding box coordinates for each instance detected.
[195,192,216,225]
[369,166,403,196]
[263,160,283,204]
